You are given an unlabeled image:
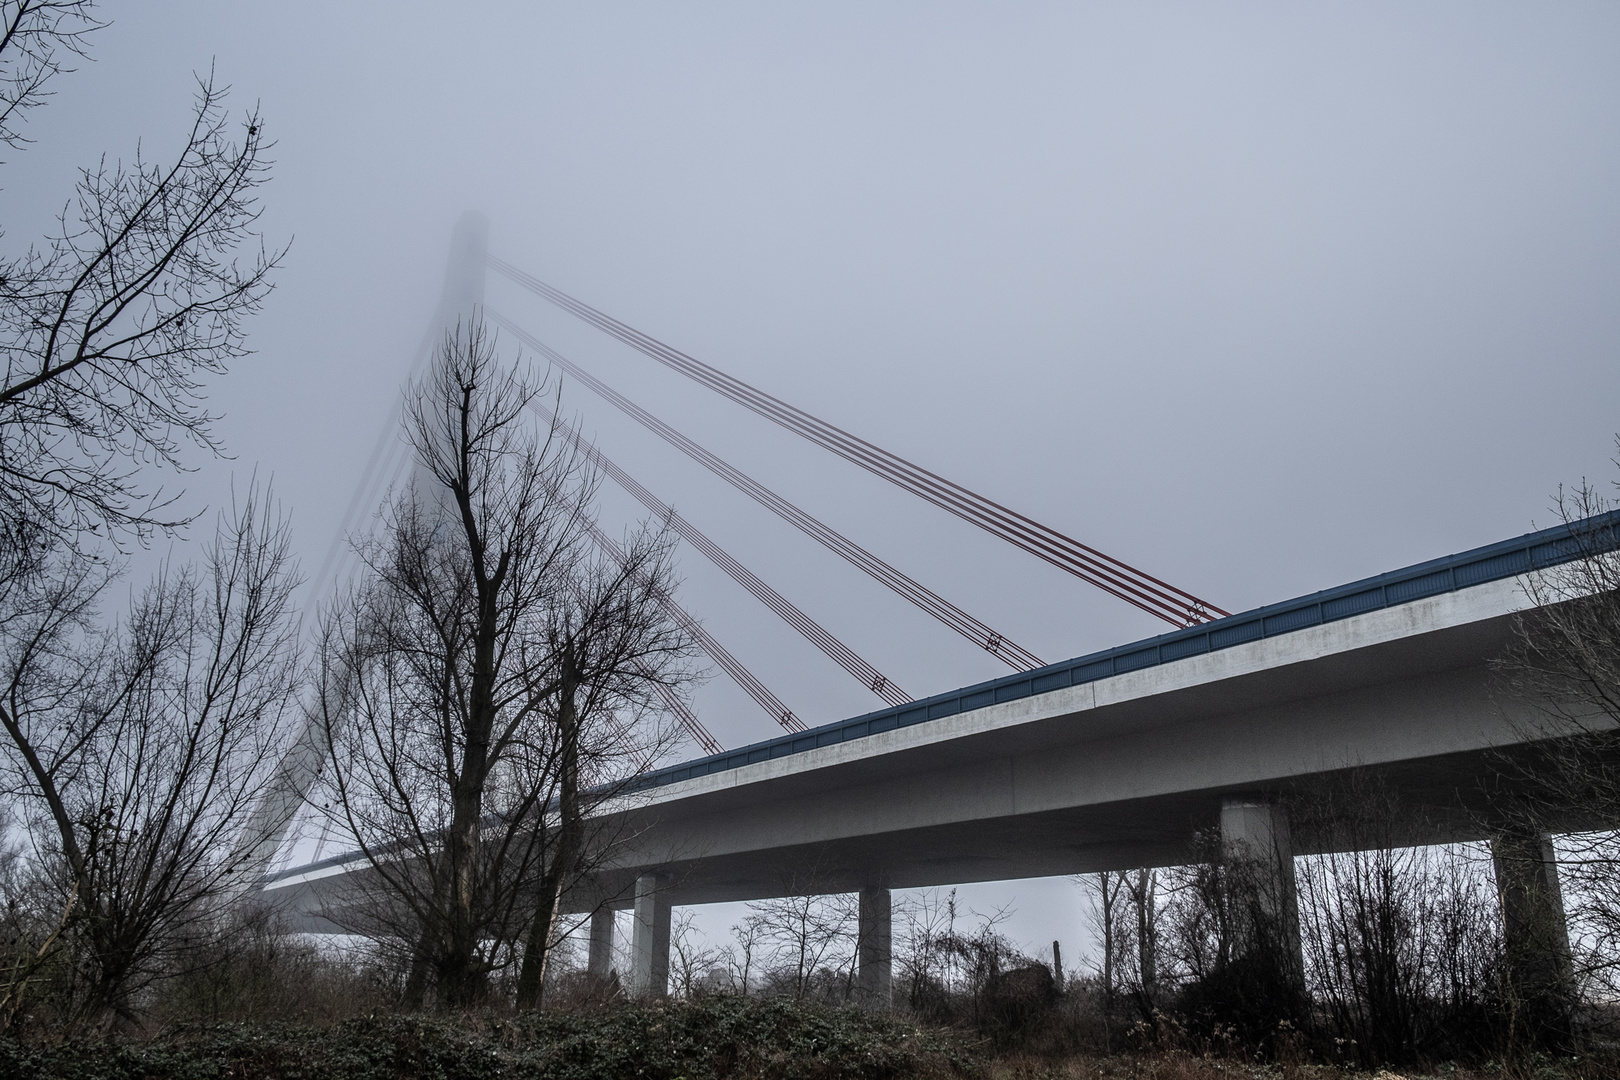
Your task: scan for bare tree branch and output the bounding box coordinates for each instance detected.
[0,2,103,160]
[0,68,281,552]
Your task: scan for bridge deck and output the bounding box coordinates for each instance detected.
[633,513,1612,792]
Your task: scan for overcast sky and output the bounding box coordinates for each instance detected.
[9,1,1619,966]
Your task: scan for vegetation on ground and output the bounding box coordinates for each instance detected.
[0,996,977,1080]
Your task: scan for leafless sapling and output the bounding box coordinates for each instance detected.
[0,486,301,1028]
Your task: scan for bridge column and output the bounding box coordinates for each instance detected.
[1219,796,1302,981]
[856,885,892,1009]
[630,872,672,998]
[587,907,616,981]
[1491,828,1573,1041]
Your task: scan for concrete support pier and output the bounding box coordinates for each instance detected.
[1219,796,1302,979]
[630,873,672,998]
[856,885,892,1009]
[1491,828,1573,1040]
[587,907,615,981]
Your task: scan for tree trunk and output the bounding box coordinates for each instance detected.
[437,732,492,1006]
[403,919,436,1009]
[1134,868,1157,998]
[1099,872,1117,1007]
[433,476,506,1009]
[515,652,583,1008]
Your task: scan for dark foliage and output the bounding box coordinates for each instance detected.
[979,965,1058,1045]
[0,997,978,1080]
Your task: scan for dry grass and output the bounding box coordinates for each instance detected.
[980,1054,1620,1080]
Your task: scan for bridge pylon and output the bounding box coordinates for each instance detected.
[229,211,492,891]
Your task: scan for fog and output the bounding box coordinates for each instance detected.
[8,2,1619,971]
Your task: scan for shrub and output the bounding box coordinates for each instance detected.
[0,995,979,1080]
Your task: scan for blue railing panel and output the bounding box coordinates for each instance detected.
[1161,635,1210,662]
[1387,569,1453,603]
[1323,588,1384,620]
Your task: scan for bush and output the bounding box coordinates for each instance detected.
[142,908,395,1027]
[0,996,979,1080]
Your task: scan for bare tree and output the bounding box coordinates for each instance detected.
[1153,828,1309,1045]
[1127,868,1160,1013]
[894,888,953,1014]
[1081,870,1128,1014]
[0,802,74,1028]
[1494,471,1620,1034]
[891,886,1027,1022]
[314,319,691,1010]
[0,486,301,1027]
[1293,785,1503,1065]
[513,527,692,1006]
[726,913,766,996]
[745,881,859,1001]
[0,1,289,1033]
[1080,868,1162,1023]
[668,909,725,998]
[0,1,280,556]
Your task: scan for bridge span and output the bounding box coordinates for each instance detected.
[262,514,1615,1004]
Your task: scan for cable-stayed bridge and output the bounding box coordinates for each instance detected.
[253,214,1618,1006]
[247,209,1228,872]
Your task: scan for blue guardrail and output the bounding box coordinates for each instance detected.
[629,510,1620,793]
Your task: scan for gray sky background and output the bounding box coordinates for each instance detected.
[9,1,1620,969]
